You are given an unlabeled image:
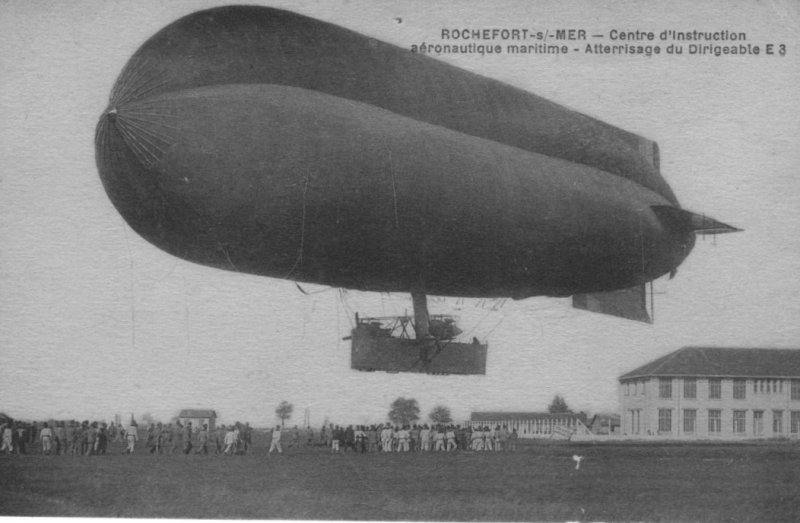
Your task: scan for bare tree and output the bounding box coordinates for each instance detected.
[275,401,294,427]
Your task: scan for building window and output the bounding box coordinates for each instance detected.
[792,380,800,400]
[708,379,722,399]
[753,410,764,436]
[659,378,672,399]
[708,409,721,433]
[733,410,746,434]
[629,409,641,435]
[791,411,800,434]
[773,411,783,434]
[658,409,672,433]
[684,379,697,399]
[683,409,696,434]
[733,379,746,399]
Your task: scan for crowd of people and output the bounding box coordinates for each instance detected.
[2,418,519,456]
[0,418,255,457]
[266,423,519,454]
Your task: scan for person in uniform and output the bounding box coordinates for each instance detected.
[232,424,242,454]
[223,425,237,455]
[446,426,457,451]
[54,421,66,455]
[65,421,77,455]
[484,426,494,451]
[508,427,518,452]
[194,424,209,454]
[410,425,421,452]
[497,425,508,452]
[172,422,183,454]
[268,425,282,455]
[398,426,410,452]
[39,422,54,455]
[381,425,393,452]
[96,424,109,455]
[214,424,226,455]
[162,423,174,454]
[182,422,193,454]
[242,423,253,454]
[366,425,378,452]
[330,425,341,453]
[1,421,13,454]
[434,427,445,451]
[471,427,483,451]
[125,422,138,454]
[420,424,430,451]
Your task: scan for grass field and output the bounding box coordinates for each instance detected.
[1,439,798,521]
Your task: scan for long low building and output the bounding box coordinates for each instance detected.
[469,411,590,439]
[619,347,800,439]
[177,409,217,431]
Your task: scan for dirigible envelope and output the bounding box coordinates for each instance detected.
[95,5,739,323]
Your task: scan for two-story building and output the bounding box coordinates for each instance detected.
[619,347,800,439]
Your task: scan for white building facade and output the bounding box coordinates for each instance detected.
[619,347,800,439]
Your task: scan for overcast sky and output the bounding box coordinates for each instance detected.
[1,0,798,427]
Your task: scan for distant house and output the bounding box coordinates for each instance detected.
[468,411,590,439]
[589,413,621,435]
[177,409,217,431]
[619,346,800,439]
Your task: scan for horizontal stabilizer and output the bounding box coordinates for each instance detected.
[651,205,742,235]
[573,284,651,323]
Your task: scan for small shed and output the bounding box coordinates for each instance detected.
[589,413,621,435]
[178,409,217,431]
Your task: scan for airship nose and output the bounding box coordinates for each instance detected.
[105,107,118,122]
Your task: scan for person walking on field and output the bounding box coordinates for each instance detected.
[182,422,193,454]
[223,426,236,455]
[508,428,518,451]
[268,425,282,455]
[194,424,209,454]
[125,423,138,454]
[66,421,77,455]
[173,422,183,454]
[39,422,54,455]
[54,422,66,455]
[381,424,393,452]
[331,425,342,453]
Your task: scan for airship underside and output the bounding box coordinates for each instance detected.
[98,83,693,299]
[95,6,739,331]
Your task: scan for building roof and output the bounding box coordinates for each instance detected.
[619,347,800,381]
[470,411,585,422]
[178,409,217,418]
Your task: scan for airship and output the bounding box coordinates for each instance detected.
[95,6,739,375]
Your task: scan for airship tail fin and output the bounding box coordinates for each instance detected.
[651,205,742,235]
[573,284,652,324]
